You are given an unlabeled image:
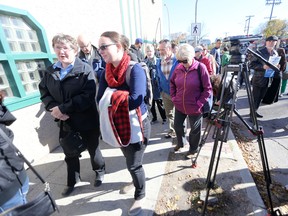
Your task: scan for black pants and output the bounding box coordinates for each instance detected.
[150,99,166,121]
[64,129,105,186]
[252,85,268,111]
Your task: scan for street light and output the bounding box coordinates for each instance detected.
[195,0,198,24]
[194,0,199,45]
[164,4,171,39]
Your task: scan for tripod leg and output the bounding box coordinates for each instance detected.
[192,117,215,168]
[240,63,280,215]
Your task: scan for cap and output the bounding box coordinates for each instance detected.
[135,38,143,44]
[194,45,203,52]
[266,35,278,41]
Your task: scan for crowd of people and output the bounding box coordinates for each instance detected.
[1,32,287,216]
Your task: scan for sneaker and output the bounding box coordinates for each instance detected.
[162,119,167,124]
[256,112,263,118]
[151,119,157,124]
[165,132,176,139]
[94,172,104,187]
[174,145,183,152]
[185,148,199,159]
[279,94,283,97]
[128,197,146,216]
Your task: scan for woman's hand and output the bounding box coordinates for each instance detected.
[50,106,70,121]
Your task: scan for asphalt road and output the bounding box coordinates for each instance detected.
[232,87,288,188]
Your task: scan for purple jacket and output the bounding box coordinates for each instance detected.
[170,60,212,115]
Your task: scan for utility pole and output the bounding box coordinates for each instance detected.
[244,15,254,36]
[266,0,282,21]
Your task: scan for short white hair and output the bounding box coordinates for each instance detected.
[176,43,195,64]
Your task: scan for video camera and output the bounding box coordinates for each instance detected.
[223,35,263,64]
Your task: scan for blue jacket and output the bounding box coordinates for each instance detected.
[156,57,179,95]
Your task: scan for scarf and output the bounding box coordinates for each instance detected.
[106,52,131,87]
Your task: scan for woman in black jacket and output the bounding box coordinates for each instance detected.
[39,33,105,197]
[0,91,29,212]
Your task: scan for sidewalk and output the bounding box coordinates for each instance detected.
[26,117,267,216]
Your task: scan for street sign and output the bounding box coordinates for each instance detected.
[191,23,201,36]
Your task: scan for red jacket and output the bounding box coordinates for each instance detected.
[195,55,213,75]
[170,61,212,115]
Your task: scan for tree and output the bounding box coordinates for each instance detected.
[262,19,288,38]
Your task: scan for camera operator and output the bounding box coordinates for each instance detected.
[249,35,278,118]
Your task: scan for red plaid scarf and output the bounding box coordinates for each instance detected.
[109,90,143,146]
[106,52,130,87]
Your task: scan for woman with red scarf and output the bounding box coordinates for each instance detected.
[97,31,150,216]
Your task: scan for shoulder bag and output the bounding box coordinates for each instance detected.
[59,121,87,157]
[0,128,58,216]
[197,65,213,117]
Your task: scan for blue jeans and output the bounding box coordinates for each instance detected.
[0,177,29,213]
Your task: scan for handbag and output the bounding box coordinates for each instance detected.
[0,105,16,126]
[0,129,58,216]
[197,65,213,117]
[59,121,86,157]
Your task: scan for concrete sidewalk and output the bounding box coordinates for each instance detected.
[26,117,267,216]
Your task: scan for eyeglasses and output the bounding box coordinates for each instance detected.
[99,44,116,51]
[178,59,188,64]
[54,46,72,52]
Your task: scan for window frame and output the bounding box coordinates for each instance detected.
[0,4,55,111]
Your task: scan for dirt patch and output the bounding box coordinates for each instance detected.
[153,120,288,215]
[153,145,255,215]
[231,121,288,215]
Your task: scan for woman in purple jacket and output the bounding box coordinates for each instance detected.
[170,44,212,155]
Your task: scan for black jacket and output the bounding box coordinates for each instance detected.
[39,57,99,131]
[78,45,105,81]
[0,105,27,206]
[249,47,277,87]
[130,45,144,62]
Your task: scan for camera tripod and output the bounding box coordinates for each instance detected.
[196,58,283,216]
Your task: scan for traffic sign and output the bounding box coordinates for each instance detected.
[191,23,201,36]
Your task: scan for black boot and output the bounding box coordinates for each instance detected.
[94,171,104,187]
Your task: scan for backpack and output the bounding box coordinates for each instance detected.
[126,61,153,106]
[197,64,213,118]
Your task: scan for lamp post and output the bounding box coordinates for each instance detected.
[194,0,199,45]
[164,4,171,39]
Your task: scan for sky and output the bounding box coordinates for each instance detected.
[162,0,288,42]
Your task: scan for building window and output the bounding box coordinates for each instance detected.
[0,6,55,111]
[0,15,41,53]
[0,63,13,97]
[16,60,44,94]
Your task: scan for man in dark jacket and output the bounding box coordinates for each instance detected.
[210,39,222,74]
[249,35,278,118]
[130,38,144,62]
[77,34,105,82]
